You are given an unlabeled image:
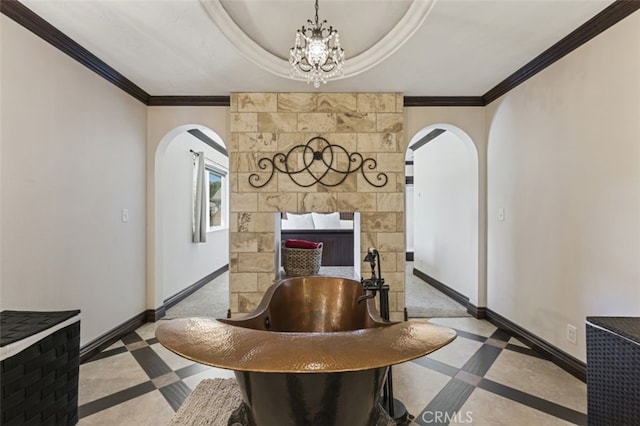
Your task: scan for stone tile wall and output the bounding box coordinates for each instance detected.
[229,93,406,320]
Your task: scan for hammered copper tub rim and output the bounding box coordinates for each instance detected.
[155,317,456,374]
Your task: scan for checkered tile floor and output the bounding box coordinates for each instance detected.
[78,275,587,425]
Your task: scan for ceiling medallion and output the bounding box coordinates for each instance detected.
[289,0,345,88]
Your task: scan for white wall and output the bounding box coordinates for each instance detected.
[413,131,479,301]
[146,106,229,311]
[161,131,229,300]
[0,16,147,345]
[486,12,640,361]
[404,108,487,307]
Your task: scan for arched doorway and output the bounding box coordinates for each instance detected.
[405,124,480,316]
[153,125,229,317]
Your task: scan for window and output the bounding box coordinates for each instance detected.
[205,166,227,231]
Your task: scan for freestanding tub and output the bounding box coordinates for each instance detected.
[156,276,456,426]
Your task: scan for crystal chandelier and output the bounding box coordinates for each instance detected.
[289,0,345,88]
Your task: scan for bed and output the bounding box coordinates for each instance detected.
[281,212,354,266]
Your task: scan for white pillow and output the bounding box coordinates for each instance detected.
[339,219,353,229]
[312,212,341,229]
[284,213,315,230]
[280,219,294,230]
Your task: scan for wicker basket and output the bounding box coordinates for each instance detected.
[282,243,323,276]
[1,310,80,426]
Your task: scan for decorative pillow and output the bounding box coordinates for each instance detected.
[311,212,341,229]
[284,213,315,230]
[284,239,321,249]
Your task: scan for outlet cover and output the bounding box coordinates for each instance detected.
[567,324,577,344]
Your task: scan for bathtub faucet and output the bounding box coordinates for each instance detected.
[364,247,379,280]
[359,248,385,304]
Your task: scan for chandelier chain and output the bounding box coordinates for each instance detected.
[314,0,319,26]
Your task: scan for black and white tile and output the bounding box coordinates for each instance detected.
[78,274,587,425]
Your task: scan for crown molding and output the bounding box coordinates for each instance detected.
[148,96,230,107]
[405,1,640,107]
[404,97,485,107]
[2,0,638,107]
[482,0,640,104]
[0,0,150,105]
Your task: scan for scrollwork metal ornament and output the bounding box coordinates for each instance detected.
[248,136,388,189]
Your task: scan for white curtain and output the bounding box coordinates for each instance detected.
[193,151,207,243]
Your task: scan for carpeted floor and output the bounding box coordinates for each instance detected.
[165,275,229,320]
[404,264,470,318]
[163,264,470,320]
[169,379,242,426]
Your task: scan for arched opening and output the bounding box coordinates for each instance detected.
[153,125,230,318]
[405,124,479,317]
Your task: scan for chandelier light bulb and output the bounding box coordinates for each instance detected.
[308,37,329,66]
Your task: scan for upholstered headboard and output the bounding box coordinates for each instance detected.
[281,212,353,220]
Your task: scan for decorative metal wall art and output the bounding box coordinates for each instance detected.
[248,136,388,189]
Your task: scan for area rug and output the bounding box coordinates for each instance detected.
[169,379,243,426]
[170,378,396,426]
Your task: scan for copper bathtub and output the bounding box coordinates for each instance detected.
[156,276,456,426]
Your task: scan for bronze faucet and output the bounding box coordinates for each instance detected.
[359,248,384,304]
